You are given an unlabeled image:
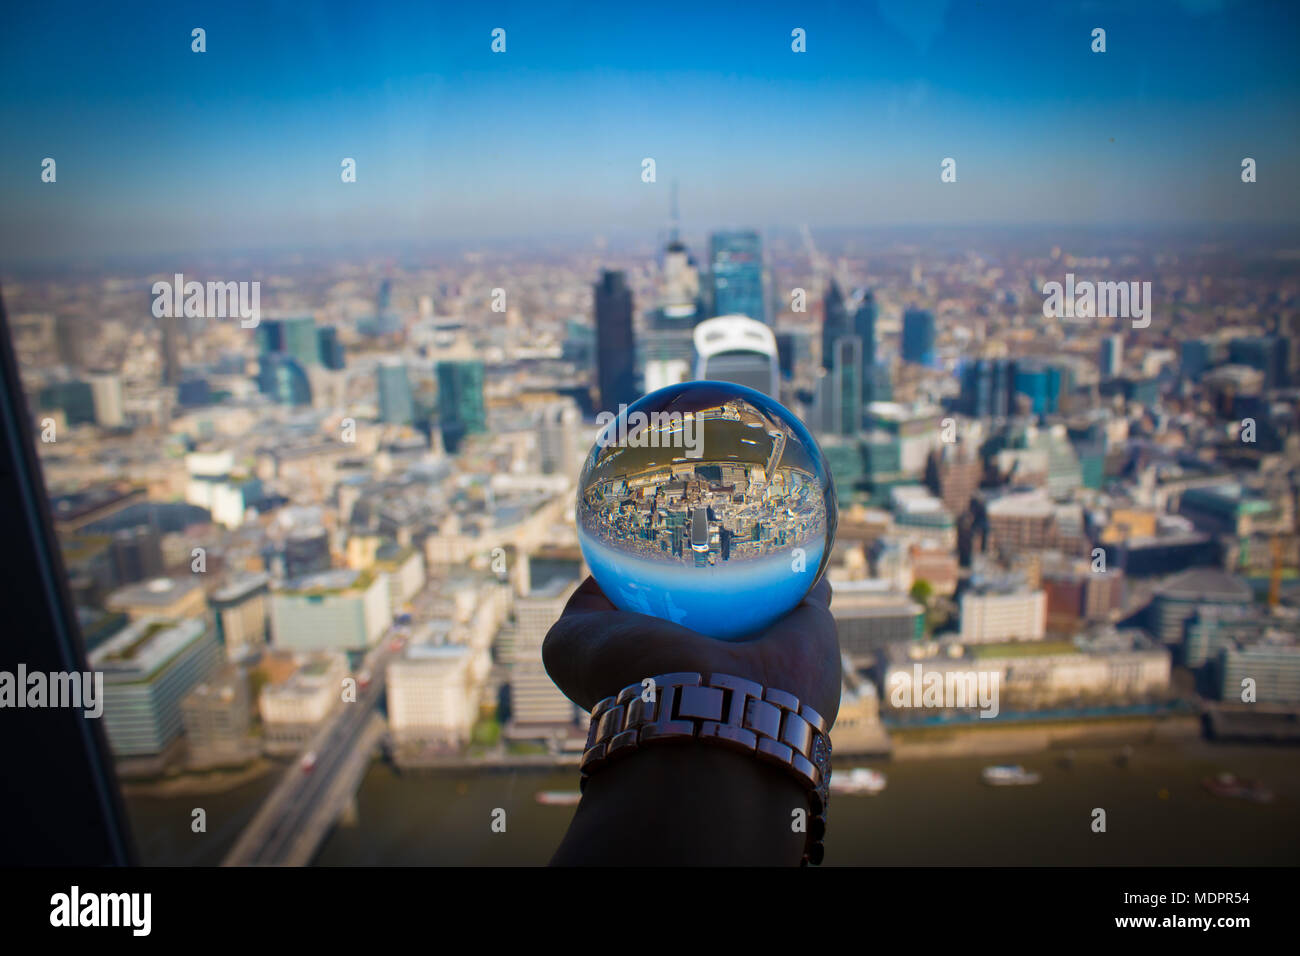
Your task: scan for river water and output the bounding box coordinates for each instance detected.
[124,739,1300,866]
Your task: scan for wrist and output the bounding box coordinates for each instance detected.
[554,742,810,866]
[553,671,832,866]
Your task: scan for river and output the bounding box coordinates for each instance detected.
[124,739,1300,866]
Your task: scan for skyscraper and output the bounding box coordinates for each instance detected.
[821,335,863,437]
[902,308,937,367]
[1013,359,1064,416]
[692,315,779,398]
[821,280,849,372]
[853,289,879,403]
[317,326,346,370]
[824,283,879,403]
[593,270,637,412]
[258,317,320,368]
[436,360,486,453]
[960,358,1017,418]
[537,401,580,476]
[88,373,125,427]
[377,360,415,425]
[257,354,312,406]
[639,210,704,393]
[1099,334,1123,379]
[709,230,765,324]
[159,317,182,387]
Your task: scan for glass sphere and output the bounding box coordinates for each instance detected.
[576,381,838,641]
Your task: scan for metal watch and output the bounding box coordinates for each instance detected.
[579,671,832,865]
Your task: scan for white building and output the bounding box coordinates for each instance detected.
[537,400,580,477]
[270,569,390,652]
[693,315,779,398]
[387,644,477,746]
[89,373,125,427]
[211,573,270,661]
[376,546,426,615]
[258,651,349,753]
[960,588,1047,644]
[509,578,579,731]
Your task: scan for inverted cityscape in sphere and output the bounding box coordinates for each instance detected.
[577,381,838,641]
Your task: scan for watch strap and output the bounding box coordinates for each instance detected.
[579,671,832,865]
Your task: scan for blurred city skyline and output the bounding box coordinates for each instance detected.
[3,0,1300,265]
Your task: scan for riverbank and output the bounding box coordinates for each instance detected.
[120,758,278,798]
[889,714,1202,760]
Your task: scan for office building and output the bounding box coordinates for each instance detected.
[1099,335,1123,378]
[692,314,779,398]
[593,270,637,412]
[831,580,925,662]
[817,335,863,437]
[211,573,270,661]
[257,316,320,368]
[959,358,1017,419]
[901,308,936,367]
[88,373,125,427]
[377,360,415,425]
[317,325,346,370]
[257,354,312,406]
[509,579,579,732]
[89,617,223,757]
[959,582,1047,643]
[821,281,849,372]
[181,667,256,767]
[436,360,486,453]
[387,643,478,746]
[109,526,164,585]
[709,230,765,324]
[270,569,391,652]
[640,227,704,393]
[258,651,349,753]
[106,576,206,623]
[1147,568,1253,647]
[1218,642,1300,704]
[38,380,96,427]
[537,400,580,476]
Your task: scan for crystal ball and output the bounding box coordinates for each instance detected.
[577,381,838,641]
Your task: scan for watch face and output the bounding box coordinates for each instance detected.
[578,381,837,641]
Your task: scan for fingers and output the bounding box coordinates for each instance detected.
[804,574,832,610]
[562,575,617,614]
[543,608,736,710]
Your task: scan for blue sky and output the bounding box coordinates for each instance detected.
[1,0,1298,262]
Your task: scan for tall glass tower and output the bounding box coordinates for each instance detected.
[709,231,765,325]
[902,308,936,367]
[436,360,486,453]
[593,270,637,412]
[377,361,415,425]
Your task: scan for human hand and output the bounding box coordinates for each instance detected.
[542,574,840,728]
